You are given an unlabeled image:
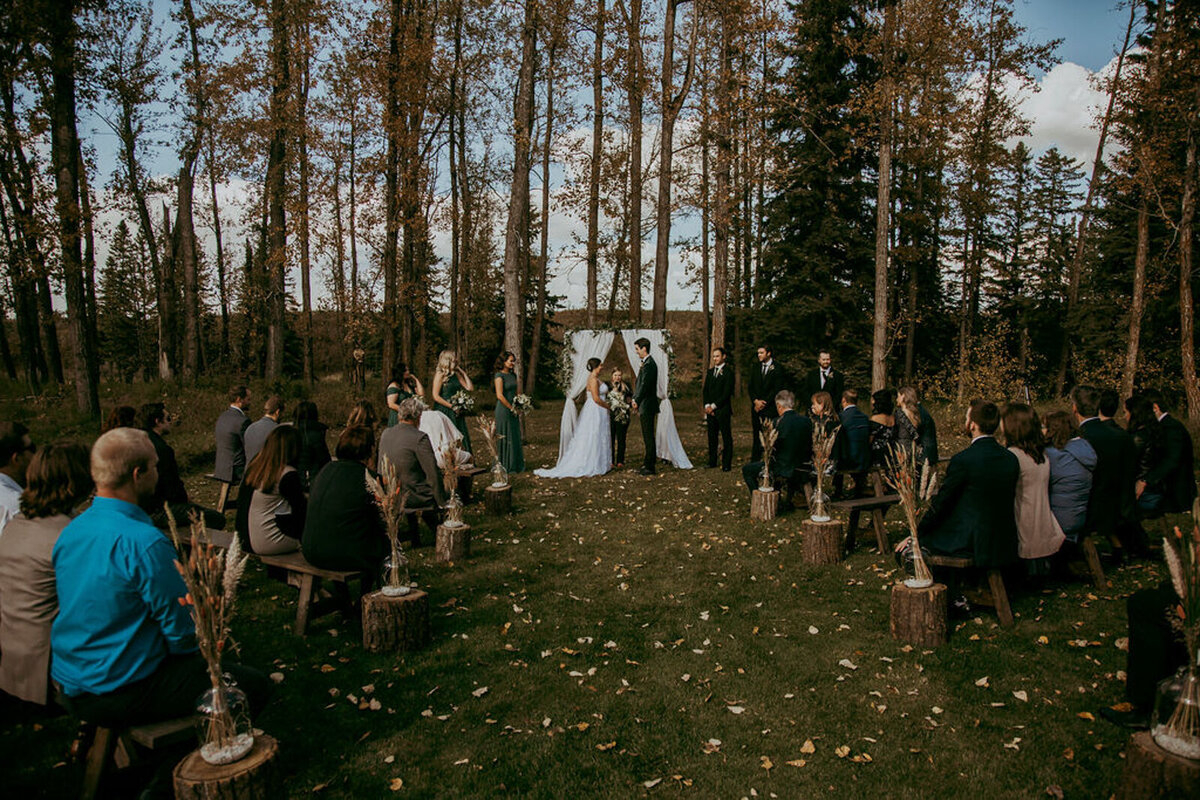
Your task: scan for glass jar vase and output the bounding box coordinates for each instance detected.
[195,676,255,765]
[380,550,412,597]
[444,492,465,528]
[490,460,509,488]
[1151,665,1200,760]
[809,487,831,523]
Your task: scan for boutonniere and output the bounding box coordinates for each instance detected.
[766,364,773,372]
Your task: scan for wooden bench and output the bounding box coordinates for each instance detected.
[458,466,487,504]
[925,554,1014,628]
[257,550,365,636]
[1079,536,1106,589]
[204,474,235,513]
[832,494,901,554]
[80,716,195,800]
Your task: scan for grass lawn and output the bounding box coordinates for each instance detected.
[0,380,1180,798]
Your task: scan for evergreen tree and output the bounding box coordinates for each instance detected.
[98,221,155,381]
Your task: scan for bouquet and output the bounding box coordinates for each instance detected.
[757,419,778,492]
[885,444,939,588]
[608,392,631,425]
[512,394,533,416]
[449,390,476,416]
[168,510,253,765]
[364,455,412,596]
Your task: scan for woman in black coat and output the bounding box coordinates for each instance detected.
[302,426,388,578]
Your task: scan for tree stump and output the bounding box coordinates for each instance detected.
[750,489,779,521]
[484,484,513,515]
[362,589,431,653]
[1116,730,1200,799]
[436,523,471,563]
[173,733,282,800]
[801,518,845,565]
[889,582,948,648]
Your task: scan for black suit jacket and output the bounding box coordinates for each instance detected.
[771,410,813,479]
[749,362,784,420]
[1079,417,1137,535]
[634,356,660,415]
[703,367,734,419]
[801,368,844,408]
[1145,414,1197,513]
[837,405,871,472]
[918,436,1020,568]
[147,429,188,506]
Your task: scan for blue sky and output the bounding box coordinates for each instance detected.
[1017,0,1134,73]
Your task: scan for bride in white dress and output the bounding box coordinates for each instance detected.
[535,358,612,478]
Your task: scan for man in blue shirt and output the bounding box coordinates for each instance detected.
[52,428,267,728]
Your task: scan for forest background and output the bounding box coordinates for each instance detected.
[1,0,1198,420]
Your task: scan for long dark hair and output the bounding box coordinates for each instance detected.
[494,351,515,372]
[1125,395,1158,433]
[1002,403,1045,464]
[19,442,93,519]
[244,426,302,493]
[389,363,415,392]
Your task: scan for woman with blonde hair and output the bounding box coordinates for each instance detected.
[432,349,473,454]
[894,386,923,461]
[0,442,93,704]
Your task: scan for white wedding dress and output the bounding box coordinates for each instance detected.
[535,383,612,478]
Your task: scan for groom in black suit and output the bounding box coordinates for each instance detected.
[703,346,734,471]
[632,338,659,475]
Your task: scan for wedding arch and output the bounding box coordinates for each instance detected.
[555,328,693,469]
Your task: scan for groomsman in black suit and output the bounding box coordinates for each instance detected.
[801,351,844,414]
[1074,385,1140,552]
[703,346,734,471]
[834,389,871,498]
[916,400,1019,568]
[632,338,660,475]
[1140,388,1198,514]
[748,345,783,461]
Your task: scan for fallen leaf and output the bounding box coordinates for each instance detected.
[1077,712,1095,721]
[1037,636,1049,645]
[472,686,489,698]
[760,756,774,770]
[269,672,285,683]
[727,705,745,715]
[835,745,850,758]
[702,739,722,754]
[597,741,617,751]
[808,626,819,635]
[838,659,858,671]
[975,676,989,688]
[320,664,336,673]
[1062,748,1074,760]
[1013,691,1028,703]
[643,778,662,789]
[389,778,404,791]
[800,739,816,754]
[384,755,395,764]
[311,783,328,793]
[786,759,807,767]
[575,722,590,732]
[454,758,469,766]
[1046,785,1064,799]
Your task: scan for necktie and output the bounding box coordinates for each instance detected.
[762,364,767,376]
[821,369,829,387]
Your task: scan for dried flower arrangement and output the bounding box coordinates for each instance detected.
[885,444,939,588]
[476,418,509,488]
[1152,500,1200,758]
[167,510,253,765]
[810,420,840,522]
[757,419,778,492]
[440,445,465,527]
[365,455,412,596]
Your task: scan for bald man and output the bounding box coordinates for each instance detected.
[52,428,268,730]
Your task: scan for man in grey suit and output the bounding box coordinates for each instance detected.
[631,338,660,475]
[378,397,445,545]
[214,385,252,484]
[244,395,285,466]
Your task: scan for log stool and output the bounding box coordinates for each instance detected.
[750,489,779,521]
[1116,730,1200,799]
[436,523,471,563]
[173,733,283,800]
[801,518,845,565]
[889,582,948,648]
[485,483,513,515]
[362,589,431,653]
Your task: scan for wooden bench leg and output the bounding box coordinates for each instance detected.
[295,574,316,636]
[987,570,1014,628]
[80,726,115,800]
[844,509,861,553]
[216,481,230,513]
[1082,537,1106,589]
[871,509,889,553]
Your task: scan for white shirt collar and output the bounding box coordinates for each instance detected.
[1080,416,1099,425]
[971,434,992,443]
[1157,411,1168,422]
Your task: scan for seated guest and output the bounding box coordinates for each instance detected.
[293,400,331,489]
[214,384,252,485]
[1125,396,1164,517]
[1002,403,1064,576]
[244,395,285,466]
[834,389,871,498]
[141,403,224,531]
[0,442,92,705]
[303,427,389,575]
[379,398,446,546]
[1100,579,1188,729]
[52,428,268,728]
[1074,385,1140,555]
[1044,410,1097,543]
[742,391,813,499]
[236,426,306,556]
[894,387,936,466]
[0,422,34,534]
[868,389,896,467]
[101,405,136,433]
[347,399,378,434]
[913,400,1019,568]
[1139,388,1197,514]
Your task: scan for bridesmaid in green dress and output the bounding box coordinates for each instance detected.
[432,349,473,454]
[385,363,424,427]
[493,351,525,473]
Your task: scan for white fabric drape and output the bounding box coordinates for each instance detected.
[557,330,615,459]
[619,329,693,469]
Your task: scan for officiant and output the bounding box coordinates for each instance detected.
[609,368,632,468]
